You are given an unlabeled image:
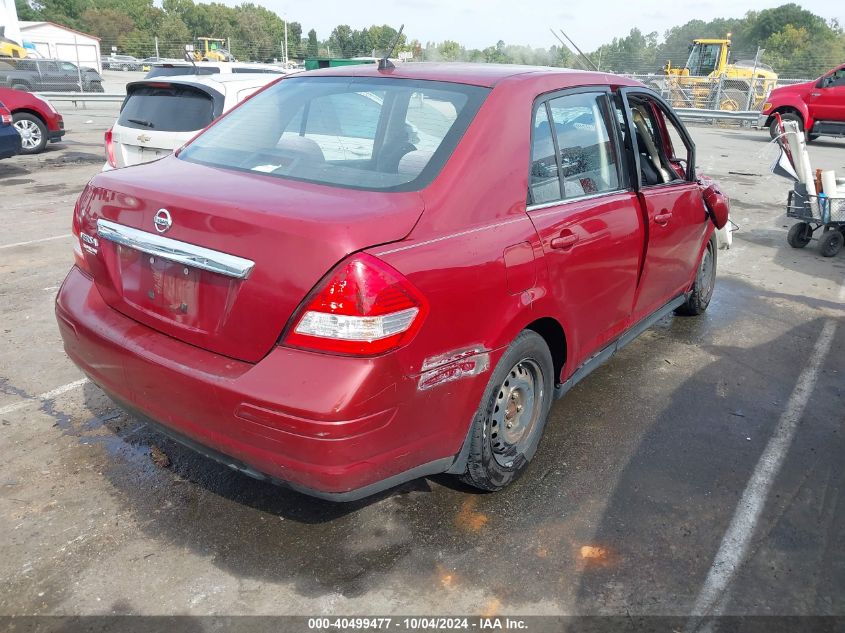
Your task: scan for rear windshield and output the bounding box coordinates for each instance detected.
[146,66,220,78]
[118,84,215,132]
[178,76,489,192]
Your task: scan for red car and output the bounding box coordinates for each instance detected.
[760,63,845,141]
[56,64,728,500]
[0,87,65,154]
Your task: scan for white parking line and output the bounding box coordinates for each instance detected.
[0,378,88,417]
[0,234,71,250]
[689,317,837,619]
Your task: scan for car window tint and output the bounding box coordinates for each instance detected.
[179,76,489,192]
[118,84,215,132]
[529,105,562,205]
[547,92,619,198]
[60,62,76,71]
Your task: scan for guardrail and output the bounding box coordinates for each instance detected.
[35,92,125,106]
[34,92,763,126]
[674,108,762,123]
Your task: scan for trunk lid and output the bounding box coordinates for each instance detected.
[78,156,424,362]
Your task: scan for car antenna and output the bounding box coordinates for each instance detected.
[549,27,599,72]
[378,24,404,71]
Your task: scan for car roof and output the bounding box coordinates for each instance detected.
[301,62,641,89]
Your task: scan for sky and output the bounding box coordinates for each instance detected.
[257,0,845,50]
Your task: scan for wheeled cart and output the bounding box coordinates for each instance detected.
[785,186,845,257]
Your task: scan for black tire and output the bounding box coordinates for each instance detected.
[12,112,48,154]
[10,82,30,92]
[121,64,129,71]
[787,222,813,248]
[459,330,554,492]
[719,88,746,111]
[676,236,717,316]
[769,112,803,140]
[818,229,844,257]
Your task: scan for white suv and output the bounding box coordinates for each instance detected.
[104,73,279,170]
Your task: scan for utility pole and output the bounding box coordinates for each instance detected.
[154,36,159,58]
[284,14,289,64]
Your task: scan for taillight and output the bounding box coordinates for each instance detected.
[71,193,94,276]
[0,106,11,125]
[104,127,116,168]
[283,253,428,356]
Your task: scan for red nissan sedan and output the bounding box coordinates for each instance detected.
[56,63,728,500]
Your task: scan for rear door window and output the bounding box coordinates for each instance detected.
[118,84,215,132]
[529,91,620,204]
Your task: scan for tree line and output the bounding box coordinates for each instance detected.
[13,0,845,77]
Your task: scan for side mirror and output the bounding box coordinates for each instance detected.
[702,183,729,229]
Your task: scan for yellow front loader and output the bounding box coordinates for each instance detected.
[192,37,234,62]
[662,39,778,111]
[0,26,27,59]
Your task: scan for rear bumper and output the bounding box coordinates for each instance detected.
[0,126,21,158]
[55,267,477,500]
[49,116,65,142]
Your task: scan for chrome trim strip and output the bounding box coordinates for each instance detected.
[526,189,632,214]
[374,217,527,256]
[97,219,255,279]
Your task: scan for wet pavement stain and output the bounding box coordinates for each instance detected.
[13,276,843,614]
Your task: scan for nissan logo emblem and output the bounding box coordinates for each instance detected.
[153,209,172,233]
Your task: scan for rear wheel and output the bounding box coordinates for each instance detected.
[12,113,48,154]
[459,330,554,492]
[818,229,844,257]
[787,222,813,248]
[676,236,717,316]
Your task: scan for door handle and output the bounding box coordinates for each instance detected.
[550,232,578,250]
[655,211,673,226]
[811,92,821,97]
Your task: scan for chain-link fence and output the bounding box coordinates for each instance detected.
[627,73,812,113]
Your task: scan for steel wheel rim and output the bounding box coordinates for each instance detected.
[14,120,41,150]
[491,358,544,467]
[697,243,714,301]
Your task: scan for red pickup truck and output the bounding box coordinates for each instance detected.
[760,63,845,141]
